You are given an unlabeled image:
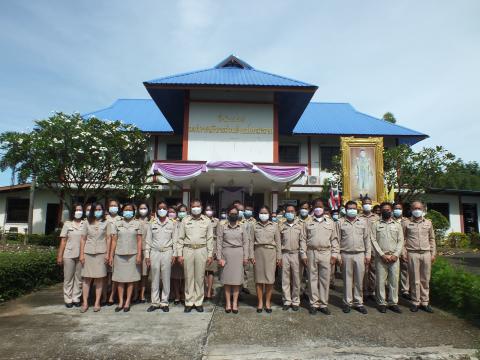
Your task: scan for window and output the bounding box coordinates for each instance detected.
[6,198,29,223]
[320,146,340,170]
[166,144,182,160]
[279,145,299,163]
[427,202,450,222]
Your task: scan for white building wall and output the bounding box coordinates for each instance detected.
[425,193,462,233]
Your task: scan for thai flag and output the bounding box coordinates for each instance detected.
[329,187,341,210]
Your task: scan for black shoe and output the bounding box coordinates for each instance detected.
[309,307,317,315]
[356,306,368,314]
[184,306,192,313]
[162,306,169,312]
[232,309,239,314]
[389,305,402,314]
[420,304,434,313]
[225,308,232,313]
[139,299,146,304]
[146,305,158,312]
[410,305,419,312]
[319,307,331,315]
[241,288,251,294]
[115,306,123,312]
[401,292,411,301]
[196,306,204,313]
[72,302,81,308]
[174,300,180,305]
[378,305,387,313]
[256,308,263,313]
[265,308,272,313]
[282,305,290,311]
[123,306,130,313]
[65,303,74,309]
[107,301,115,307]
[292,305,299,312]
[342,305,351,313]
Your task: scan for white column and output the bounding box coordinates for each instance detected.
[182,185,190,206]
[272,191,278,211]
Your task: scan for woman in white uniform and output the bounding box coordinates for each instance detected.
[135,202,152,303]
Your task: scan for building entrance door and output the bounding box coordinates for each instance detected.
[463,203,478,233]
[219,187,244,211]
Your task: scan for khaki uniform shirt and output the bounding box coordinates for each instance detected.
[84,220,109,255]
[298,215,312,225]
[337,217,371,255]
[371,219,404,257]
[177,215,214,257]
[250,221,281,260]
[60,220,87,258]
[208,217,219,257]
[300,216,339,259]
[279,219,305,253]
[111,219,142,256]
[145,218,177,258]
[402,217,436,256]
[138,217,153,251]
[216,221,249,260]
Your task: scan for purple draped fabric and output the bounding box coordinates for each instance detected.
[206,161,254,170]
[254,165,306,183]
[152,162,206,181]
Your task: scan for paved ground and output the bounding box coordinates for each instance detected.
[443,253,480,275]
[1,271,479,359]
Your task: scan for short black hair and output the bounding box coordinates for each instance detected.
[285,204,296,211]
[136,201,151,221]
[312,198,324,207]
[345,200,357,208]
[299,201,310,208]
[88,202,106,224]
[70,203,84,220]
[379,201,393,210]
[190,198,202,206]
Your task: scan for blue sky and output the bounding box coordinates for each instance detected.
[1,0,479,185]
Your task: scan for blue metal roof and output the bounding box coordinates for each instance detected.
[82,99,173,133]
[293,102,428,145]
[144,55,316,88]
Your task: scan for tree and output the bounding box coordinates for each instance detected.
[0,112,153,210]
[382,112,397,124]
[433,160,480,191]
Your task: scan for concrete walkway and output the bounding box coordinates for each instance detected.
[1,278,479,359]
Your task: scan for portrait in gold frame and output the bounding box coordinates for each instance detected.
[340,137,384,203]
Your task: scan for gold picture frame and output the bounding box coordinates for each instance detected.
[340,136,384,203]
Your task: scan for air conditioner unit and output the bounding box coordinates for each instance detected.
[307,176,321,186]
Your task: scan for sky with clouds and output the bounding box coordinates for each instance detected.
[1,0,479,185]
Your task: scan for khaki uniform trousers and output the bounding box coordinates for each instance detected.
[63,257,83,304]
[400,259,409,295]
[307,249,331,309]
[183,246,208,307]
[150,249,173,307]
[407,251,432,306]
[281,251,301,306]
[364,252,376,296]
[341,252,365,307]
[375,257,400,306]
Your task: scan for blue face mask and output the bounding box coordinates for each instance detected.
[285,213,295,221]
[244,210,253,218]
[272,217,278,222]
[238,210,244,219]
[94,210,103,219]
[109,206,118,214]
[123,210,134,219]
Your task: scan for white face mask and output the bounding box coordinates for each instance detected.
[412,209,423,218]
[191,207,202,216]
[362,204,372,212]
[157,209,168,217]
[139,208,149,217]
[259,213,270,222]
[313,207,324,217]
[205,210,213,217]
[300,209,309,217]
[74,211,83,219]
[346,209,358,218]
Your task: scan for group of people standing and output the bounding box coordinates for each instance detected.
[56,196,436,315]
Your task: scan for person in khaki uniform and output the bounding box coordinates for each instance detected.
[57,203,86,308]
[242,204,256,294]
[249,205,281,313]
[109,203,142,313]
[371,202,404,313]
[204,204,219,301]
[360,197,379,300]
[393,202,410,300]
[80,203,110,313]
[279,205,305,311]
[301,199,339,315]
[135,202,152,304]
[403,201,436,313]
[171,205,187,305]
[297,201,312,301]
[146,201,177,312]
[336,200,370,314]
[177,199,214,313]
[105,199,123,306]
[217,206,249,314]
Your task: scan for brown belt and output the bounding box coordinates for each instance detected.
[184,244,206,250]
[282,249,300,254]
[307,246,331,251]
[255,244,276,249]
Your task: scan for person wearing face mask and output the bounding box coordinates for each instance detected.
[360,196,379,301]
[57,203,86,308]
[371,202,404,314]
[134,202,152,304]
[171,204,187,305]
[177,199,214,313]
[250,205,281,313]
[217,206,249,314]
[145,201,177,312]
[83,203,92,220]
[109,203,142,312]
[336,201,370,314]
[403,201,436,313]
[301,199,339,315]
[79,203,110,312]
[279,205,305,311]
[373,204,381,217]
[271,212,278,223]
[105,199,122,306]
[204,204,219,301]
[297,201,312,301]
[234,202,252,295]
[276,208,286,223]
[393,203,410,300]
[298,201,312,224]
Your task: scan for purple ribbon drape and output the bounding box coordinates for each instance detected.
[253,165,306,183]
[151,162,206,182]
[206,161,254,170]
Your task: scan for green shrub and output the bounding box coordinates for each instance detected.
[0,250,62,302]
[469,232,480,248]
[28,233,59,247]
[446,232,471,248]
[431,258,480,324]
[425,210,450,244]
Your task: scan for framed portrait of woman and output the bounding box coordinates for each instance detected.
[340,137,384,203]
